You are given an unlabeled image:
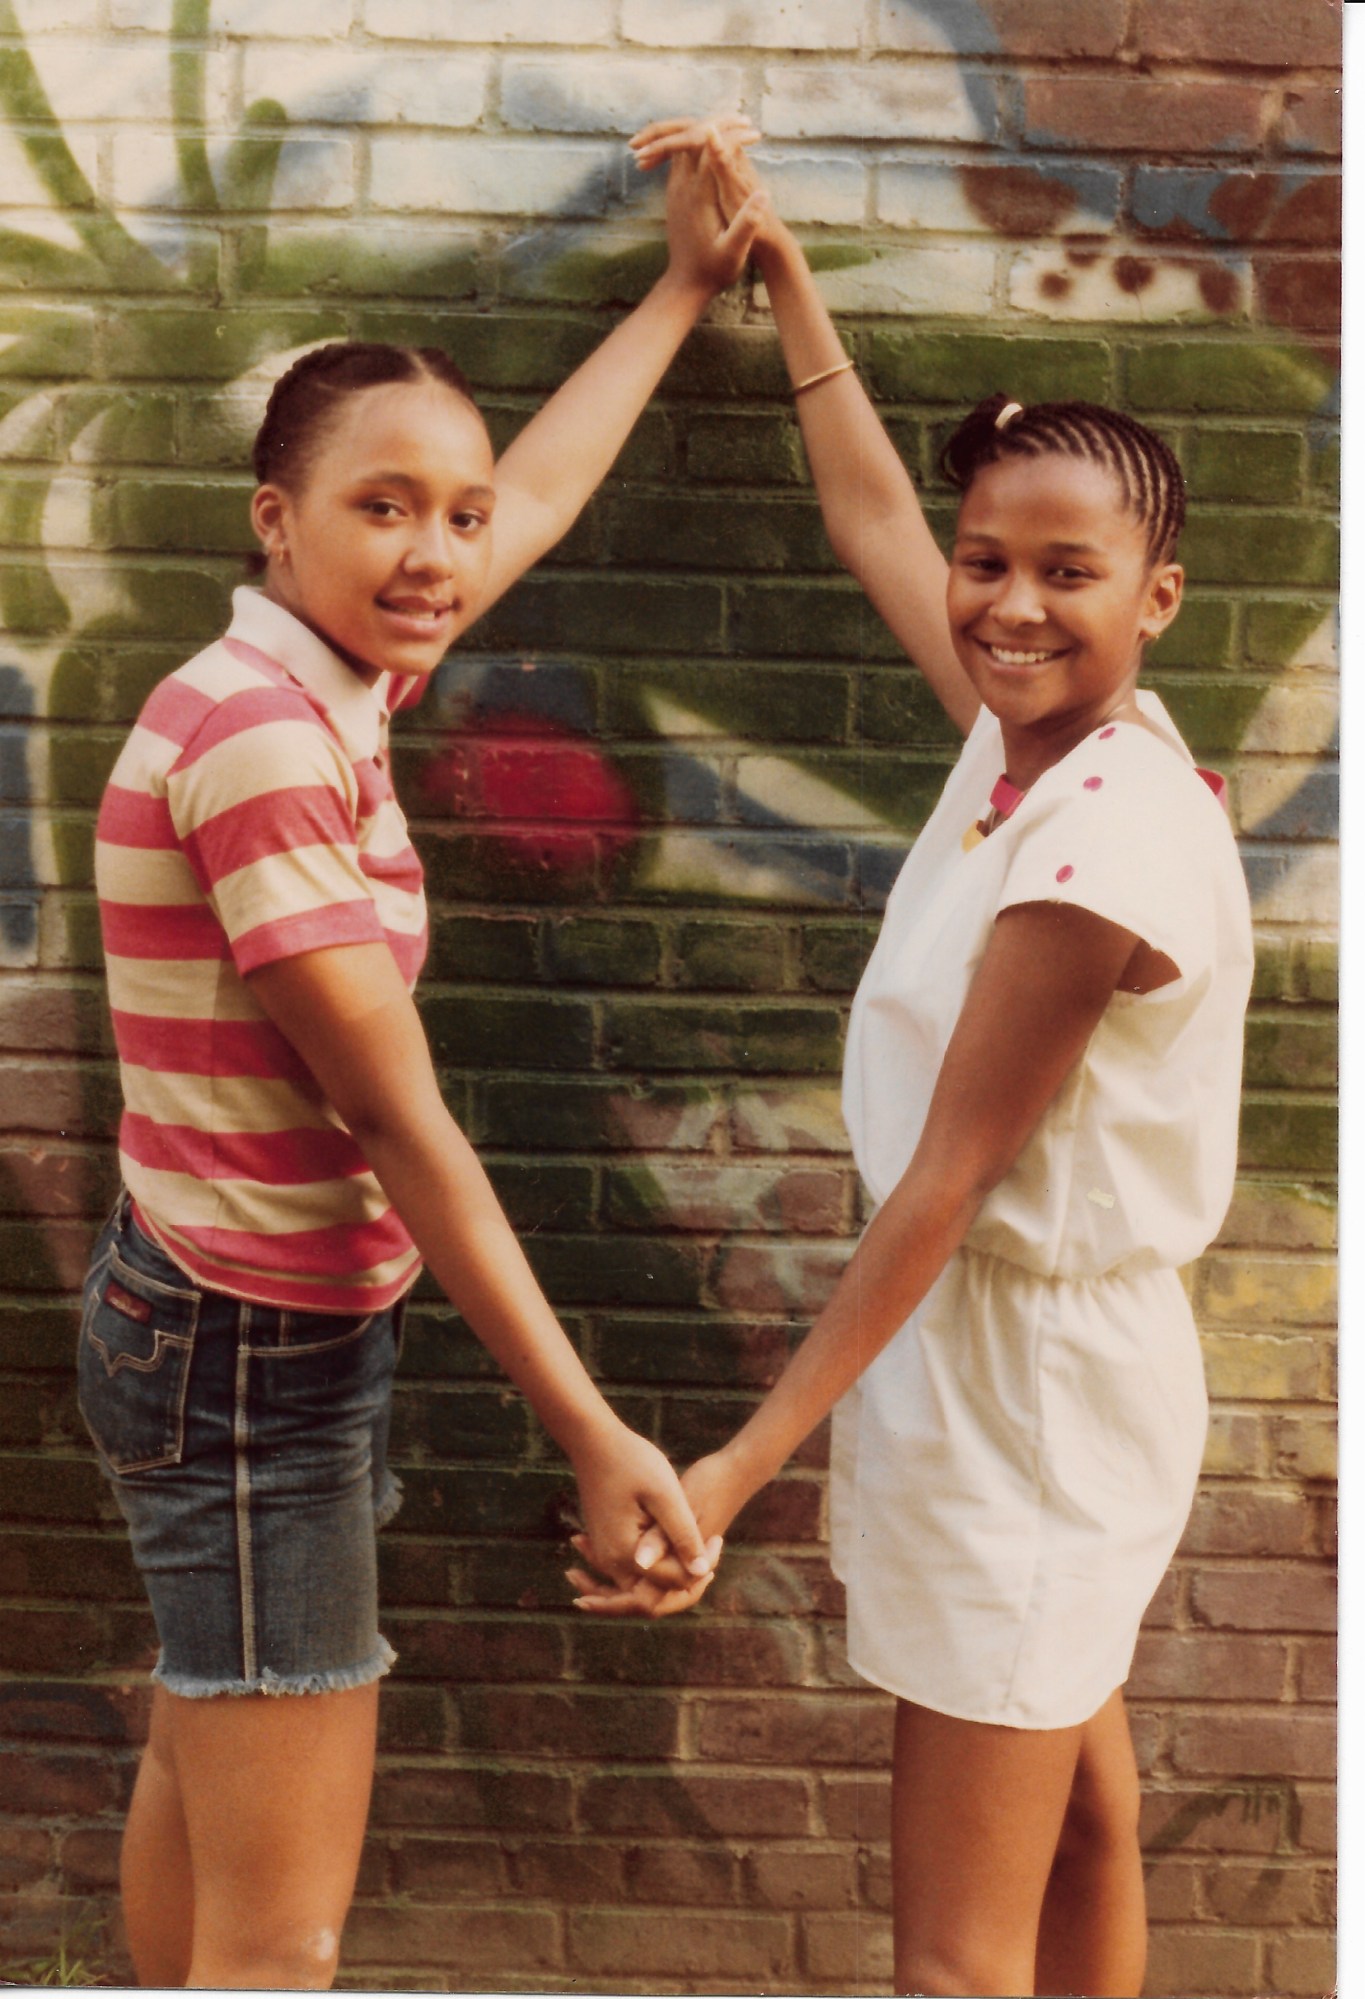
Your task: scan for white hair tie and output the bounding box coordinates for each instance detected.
[994,400,1024,432]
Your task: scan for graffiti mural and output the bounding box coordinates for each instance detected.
[0,0,1339,1986]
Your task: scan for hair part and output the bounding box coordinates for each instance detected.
[251,340,480,493]
[940,393,1187,565]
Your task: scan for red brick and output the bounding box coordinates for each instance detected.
[1142,1567,1183,1627]
[821,1772,892,1842]
[1180,1488,1314,1557]
[626,1838,742,1904]
[570,1616,813,1689]
[885,0,1126,57]
[1025,78,1266,154]
[1268,1930,1337,1994]
[1131,0,1341,68]
[0,983,108,1058]
[1203,1858,1323,1925]
[1204,1410,1266,1477]
[344,1902,562,1974]
[580,1770,811,1839]
[1142,1853,1200,1920]
[1271,1413,1337,1482]
[54,1831,121,1887]
[1169,1710,1335,1780]
[711,1240,849,1315]
[801,1911,894,1986]
[1144,1925,1261,1996]
[385,1613,567,1682]
[0,1827,53,1891]
[708,1550,846,1620]
[746,1844,858,1910]
[0,1529,139,1603]
[1282,86,1343,155]
[696,1692,892,1766]
[1257,255,1342,335]
[505,1837,627,1902]
[389,1835,508,1901]
[352,1838,388,1899]
[1191,1564,1336,1633]
[1296,1636,1336,1701]
[1127,1705,1162,1776]
[1129,1630,1289,1703]
[0,1748,124,1817]
[725,1473,824,1543]
[456,1687,678,1761]
[566,1907,795,1980]
[859,1843,893,1912]
[0,1679,147,1746]
[1140,1782,1294,1855]
[1294,1785,1337,1854]
[374,1686,450,1756]
[377,1536,457,1606]
[370,1763,573,1834]
[0,1147,103,1220]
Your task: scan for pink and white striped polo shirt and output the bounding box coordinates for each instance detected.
[96,587,427,1311]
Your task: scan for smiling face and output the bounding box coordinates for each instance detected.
[250,377,497,685]
[947,451,1183,776]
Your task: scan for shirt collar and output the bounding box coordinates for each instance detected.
[227,587,390,762]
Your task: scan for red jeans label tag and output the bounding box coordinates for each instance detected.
[106,1280,152,1324]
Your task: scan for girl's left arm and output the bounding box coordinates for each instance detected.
[572,896,1144,1613]
[477,132,764,608]
[248,941,719,1591]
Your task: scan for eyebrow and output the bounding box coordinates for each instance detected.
[955,530,1104,556]
[353,470,497,504]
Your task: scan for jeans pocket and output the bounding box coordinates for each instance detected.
[78,1242,200,1475]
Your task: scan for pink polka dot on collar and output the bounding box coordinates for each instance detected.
[1056,864,1075,883]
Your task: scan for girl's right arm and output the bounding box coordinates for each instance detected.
[631,122,979,737]
[570,894,1143,1613]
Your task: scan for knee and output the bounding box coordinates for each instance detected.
[895,1940,1030,1997]
[192,1920,342,1990]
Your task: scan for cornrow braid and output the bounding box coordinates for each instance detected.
[940,392,1187,564]
[252,340,480,492]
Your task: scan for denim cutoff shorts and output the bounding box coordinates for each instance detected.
[78,1193,405,1698]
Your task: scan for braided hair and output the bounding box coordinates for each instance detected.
[940,394,1186,565]
[252,340,480,493]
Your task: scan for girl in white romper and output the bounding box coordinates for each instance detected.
[573,127,1255,1999]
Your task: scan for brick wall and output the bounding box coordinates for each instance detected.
[0,0,1339,1991]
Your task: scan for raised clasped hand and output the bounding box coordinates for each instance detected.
[631,115,771,240]
[633,114,772,293]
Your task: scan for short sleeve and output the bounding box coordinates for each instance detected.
[166,687,386,975]
[996,728,1222,980]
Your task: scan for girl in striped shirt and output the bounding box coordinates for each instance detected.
[81,137,761,1989]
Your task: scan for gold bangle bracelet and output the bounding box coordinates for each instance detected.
[792,358,855,396]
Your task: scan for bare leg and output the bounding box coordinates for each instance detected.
[121,1685,194,1985]
[1034,1689,1146,1998]
[162,1680,379,1989]
[890,1698,1084,1997]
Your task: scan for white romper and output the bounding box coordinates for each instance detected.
[831,692,1254,1729]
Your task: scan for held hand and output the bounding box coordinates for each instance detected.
[568,1417,717,1594]
[632,118,777,250]
[569,1447,753,1616]
[566,1530,722,1619]
[634,118,770,295]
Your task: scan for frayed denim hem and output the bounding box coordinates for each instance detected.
[375,1470,404,1531]
[153,1634,397,1699]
